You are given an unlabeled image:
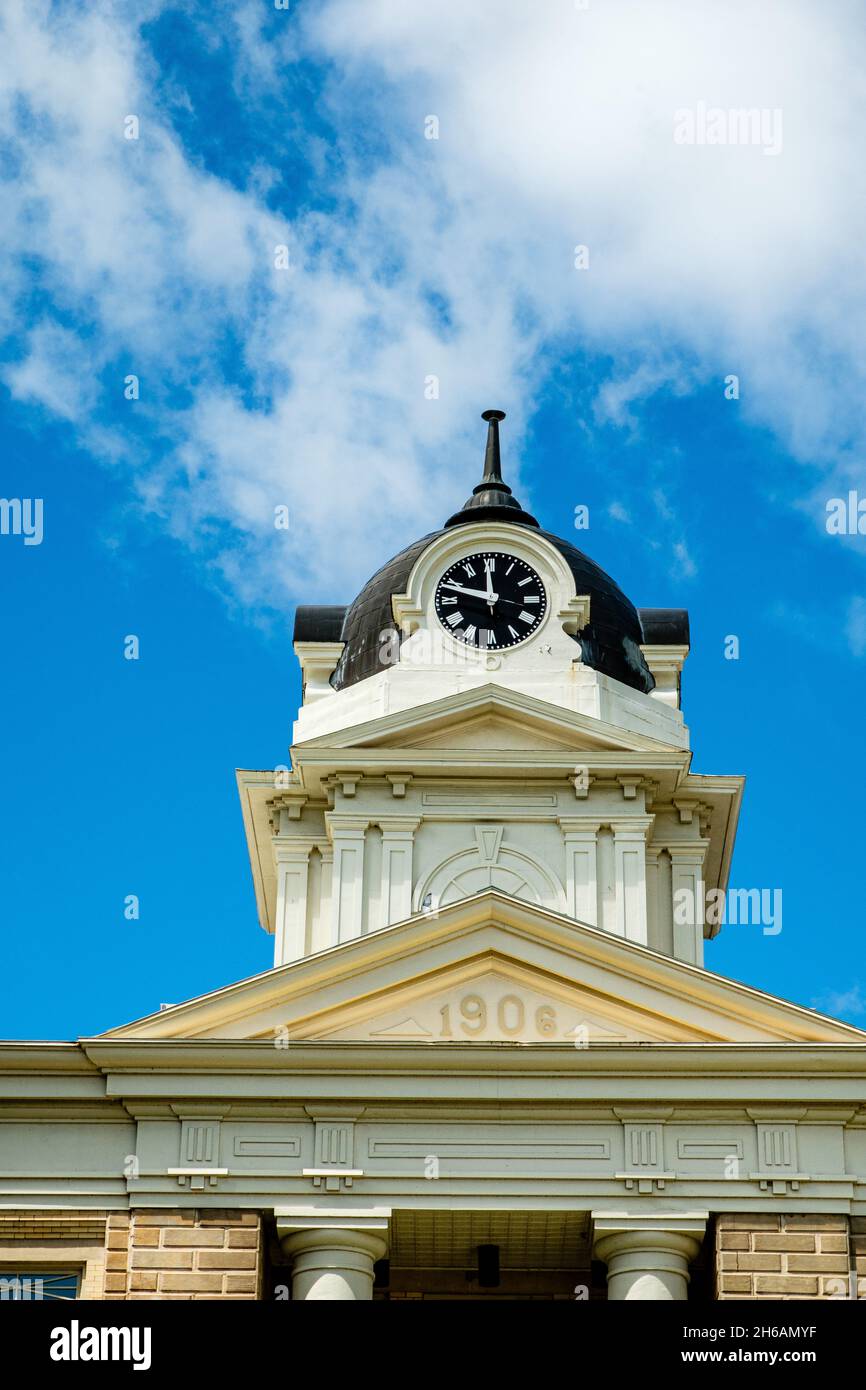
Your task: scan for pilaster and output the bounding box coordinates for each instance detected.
[273,838,321,965]
[558,817,601,926]
[667,841,710,966]
[326,815,370,945]
[377,817,421,927]
[609,816,654,946]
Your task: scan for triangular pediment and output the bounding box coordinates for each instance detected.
[401,712,576,752]
[299,684,677,755]
[99,892,866,1047]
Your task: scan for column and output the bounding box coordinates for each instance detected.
[667,842,709,965]
[274,839,319,965]
[378,817,420,927]
[279,1227,388,1301]
[592,1214,707,1301]
[610,816,654,946]
[327,816,369,945]
[558,818,601,926]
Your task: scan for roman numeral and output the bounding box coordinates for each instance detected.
[462,562,476,577]
[524,595,540,604]
[484,557,495,572]
[441,595,457,605]
[486,630,496,646]
[505,562,515,575]
[464,625,477,642]
[518,576,532,586]
[446,612,463,626]
[518,611,534,624]
[507,625,519,639]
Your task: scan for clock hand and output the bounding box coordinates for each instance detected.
[485,566,495,608]
[441,581,500,602]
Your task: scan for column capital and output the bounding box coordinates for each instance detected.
[279,1227,389,1262]
[325,814,370,840]
[591,1212,707,1301]
[558,816,603,835]
[608,815,655,838]
[375,816,422,836]
[273,836,322,864]
[592,1211,707,1240]
[663,839,710,863]
[277,1222,389,1301]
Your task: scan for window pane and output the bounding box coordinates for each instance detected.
[0,1272,80,1300]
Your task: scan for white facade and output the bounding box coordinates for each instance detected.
[3,455,866,1303]
[240,520,736,975]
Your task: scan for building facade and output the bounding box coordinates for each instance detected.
[2,411,866,1301]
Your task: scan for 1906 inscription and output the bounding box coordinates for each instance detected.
[438,992,558,1039]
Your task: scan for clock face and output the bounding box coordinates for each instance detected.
[434,551,548,649]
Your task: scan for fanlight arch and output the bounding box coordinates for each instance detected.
[413,826,565,913]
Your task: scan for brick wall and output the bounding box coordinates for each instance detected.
[715,1214,854,1300]
[104,1209,263,1300]
[0,1210,108,1299]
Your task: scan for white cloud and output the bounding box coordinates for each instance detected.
[1,0,866,611]
[311,0,866,464]
[608,501,631,524]
[811,984,866,1020]
[672,540,697,581]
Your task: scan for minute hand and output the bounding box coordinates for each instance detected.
[441,582,500,601]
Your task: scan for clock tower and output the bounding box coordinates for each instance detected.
[239,408,733,980]
[6,407,865,1307]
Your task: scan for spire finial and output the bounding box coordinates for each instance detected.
[442,406,539,529]
[480,408,508,490]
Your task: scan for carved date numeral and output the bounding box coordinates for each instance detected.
[438,993,558,1039]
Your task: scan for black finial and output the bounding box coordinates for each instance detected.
[479,409,509,492]
[443,408,539,529]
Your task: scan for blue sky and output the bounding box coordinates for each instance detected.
[2,0,866,1038]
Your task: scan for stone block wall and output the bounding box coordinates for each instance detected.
[103,1209,263,1300]
[715,1214,856,1300]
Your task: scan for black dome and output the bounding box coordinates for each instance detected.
[325,411,655,696]
[330,523,654,695]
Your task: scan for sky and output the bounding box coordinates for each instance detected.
[1,0,866,1038]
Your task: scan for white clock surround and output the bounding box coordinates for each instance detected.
[393,521,590,670]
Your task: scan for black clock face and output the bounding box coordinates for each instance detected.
[434,551,547,649]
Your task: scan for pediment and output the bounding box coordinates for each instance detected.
[299,962,656,1043]
[400,713,576,753]
[301,684,673,755]
[100,892,866,1048]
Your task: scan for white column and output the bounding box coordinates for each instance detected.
[593,1214,706,1301]
[280,1228,388,1301]
[327,817,369,945]
[274,840,318,965]
[645,845,660,952]
[610,817,654,946]
[559,818,601,926]
[668,842,709,965]
[378,817,420,927]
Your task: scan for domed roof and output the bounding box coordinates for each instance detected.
[317,412,657,695]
